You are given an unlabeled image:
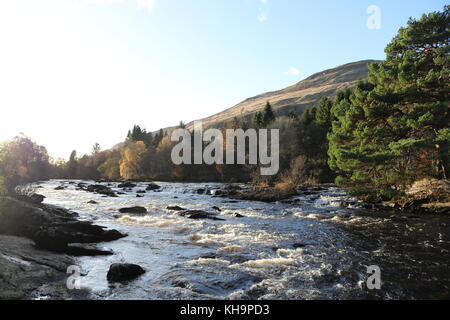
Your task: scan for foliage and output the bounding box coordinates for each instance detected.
[0,135,50,195]
[328,6,450,200]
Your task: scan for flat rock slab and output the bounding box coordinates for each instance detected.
[0,235,89,299]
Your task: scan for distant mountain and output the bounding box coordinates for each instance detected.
[185,59,380,129]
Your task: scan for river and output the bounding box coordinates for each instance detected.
[36,180,450,300]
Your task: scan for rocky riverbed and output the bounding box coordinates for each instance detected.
[1,180,449,300]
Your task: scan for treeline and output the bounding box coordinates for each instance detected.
[1,6,448,202]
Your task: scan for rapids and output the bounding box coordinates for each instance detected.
[36,180,450,300]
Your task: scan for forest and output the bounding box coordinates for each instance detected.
[1,6,448,202]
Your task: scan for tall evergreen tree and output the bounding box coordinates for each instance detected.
[253,112,263,127]
[328,6,450,199]
[262,101,276,126]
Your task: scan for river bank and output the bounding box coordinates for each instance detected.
[0,195,127,299]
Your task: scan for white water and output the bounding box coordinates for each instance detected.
[37,180,450,300]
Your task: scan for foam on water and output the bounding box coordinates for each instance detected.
[35,179,450,300]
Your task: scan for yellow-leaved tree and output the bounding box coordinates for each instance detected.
[119,141,147,180]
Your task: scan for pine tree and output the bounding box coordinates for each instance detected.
[262,101,276,126]
[253,112,263,127]
[315,97,333,127]
[328,6,450,200]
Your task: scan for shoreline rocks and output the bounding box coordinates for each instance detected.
[0,235,90,300]
[0,196,127,255]
[0,195,128,299]
[383,179,450,214]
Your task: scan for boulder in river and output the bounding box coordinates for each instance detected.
[118,182,137,188]
[166,205,185,211]
[85,184,117,198]
[107,263,145,282]
[178,210,225,221]
[146,183,161,191]
[118,206,148,214]
[87,200,98,204]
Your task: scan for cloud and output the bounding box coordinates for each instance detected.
[257,9,268,22]
[286,67,300,76]
[257,0,268,23]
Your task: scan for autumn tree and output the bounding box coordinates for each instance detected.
[0,136,50,194]
[119,141,147,180]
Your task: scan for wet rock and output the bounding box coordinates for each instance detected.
[118,182,137,188]
[0,197,127,254]
[197,188,206,194]
[212,206,221,212]
[136,194,144,198]
[118,206,148,214]
[87,200,98,204]
[293,243,307,248]
[232,188,296,203]
[339,200,350,208]
[179,210,225,221]
[233,213,245,218]
[65,243,113,256]
[167,205,186,211]
[15,194,46,204]
[0,235,90,300]
[32,227,69,252]
[209,189,225,196]
[146,183,161,191]
[54,186,66,190]
[107,263,145,282]
[156,268,261,297]
[136,190,146,194]
[85,184,117,197]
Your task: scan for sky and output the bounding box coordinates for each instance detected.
[0,0,446,159]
